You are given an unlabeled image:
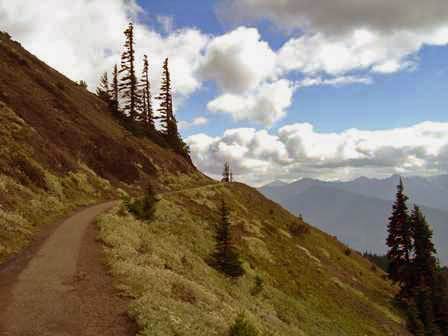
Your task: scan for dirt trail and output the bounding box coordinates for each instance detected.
[0,201,136,336]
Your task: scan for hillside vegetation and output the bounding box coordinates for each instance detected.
[1,30,411,335]
[0,31,208,262]
[97,183,410,336]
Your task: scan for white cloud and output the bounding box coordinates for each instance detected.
[221,1,448,78]
[221,0,448,36]
[187,121,448,186]
[0,0,209,98]
[179,116,208,130]
[276,29,441,76]
[297,76,372,88]
[198,27,277,93]
[207,79,295,125]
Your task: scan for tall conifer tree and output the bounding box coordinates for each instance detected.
[139,54,154,129]
[110,64,120,118]
[156,58,188,154]
[386,178,413,297]
[412,206,437,289]
[156,58,174,136]
[119,22,140,121]
[433,270,448,335]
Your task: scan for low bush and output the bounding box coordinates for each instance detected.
[229,313,259,336]
[288,221,310,236]
[251,275,264,296]
[126,185,158,221]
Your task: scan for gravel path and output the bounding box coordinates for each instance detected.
[0,201,136,336]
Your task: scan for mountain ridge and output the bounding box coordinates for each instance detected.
[259,175,448,264]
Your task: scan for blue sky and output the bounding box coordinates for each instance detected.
[138,0,448,137]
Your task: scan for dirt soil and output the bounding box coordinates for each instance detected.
[0,202,136,336]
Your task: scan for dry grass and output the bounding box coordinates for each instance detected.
[97,183,410,336]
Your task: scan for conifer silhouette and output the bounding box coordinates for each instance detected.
[156,58,188,154]
[96,72,111,103]
[139,55,154,129]
[386,178,413,298]
[222,162,231,182]
[110,64,120,118]
[211,201,244,278]
[119,23,140,121]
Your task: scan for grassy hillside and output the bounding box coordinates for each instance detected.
[97,183,410,336]
[1,30,411,335]
[0,31,209,262]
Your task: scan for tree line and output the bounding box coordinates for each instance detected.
[386,179,448,335]
[96,23,189,157]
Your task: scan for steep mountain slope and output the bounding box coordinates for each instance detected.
[260,177,448,264]
[0,31,411,335]
[0,31,208,261]
[98,183,410,336]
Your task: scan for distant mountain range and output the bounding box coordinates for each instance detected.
[259,175,448,265]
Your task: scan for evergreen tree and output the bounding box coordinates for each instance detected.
[138,54,154,129]
[110,64,120,118]
[156,58,187,154]
[119,22,140,121]
[411,206,437,289]
[96,72,111,103]
[222,162,230,182]
[78,80,88,89]
[211,201,245,278]
[415,286,442,336]
[156,58,174,135]
[433,270,448,335]
[386,178,413,298]
[407,299,426,336]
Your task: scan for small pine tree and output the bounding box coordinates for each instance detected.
[110,64,120,118]
[96,72,111,102]
[78,80,88,89]
[119,22,141,121]
[138,54,154,129]
[212,201,244,278]
[386,178,413,298]
[222,162,230,182]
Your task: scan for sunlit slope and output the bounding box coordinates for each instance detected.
[98,182,410,336]
[0,31,208,262]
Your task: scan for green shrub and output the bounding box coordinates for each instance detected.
[288,221,310,236]
[78,80,88,89]
[251,275,264,296]
[126,185,158,221]
[229,313,259,336]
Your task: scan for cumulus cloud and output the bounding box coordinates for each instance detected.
[0,0,209,98]
[221,1,448,77]
[207,79,295,125]
[276,29,446,76]
[187,122,448,186]
[198,26,277,93]
[179,116,208,130]
[220,0,448,36]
